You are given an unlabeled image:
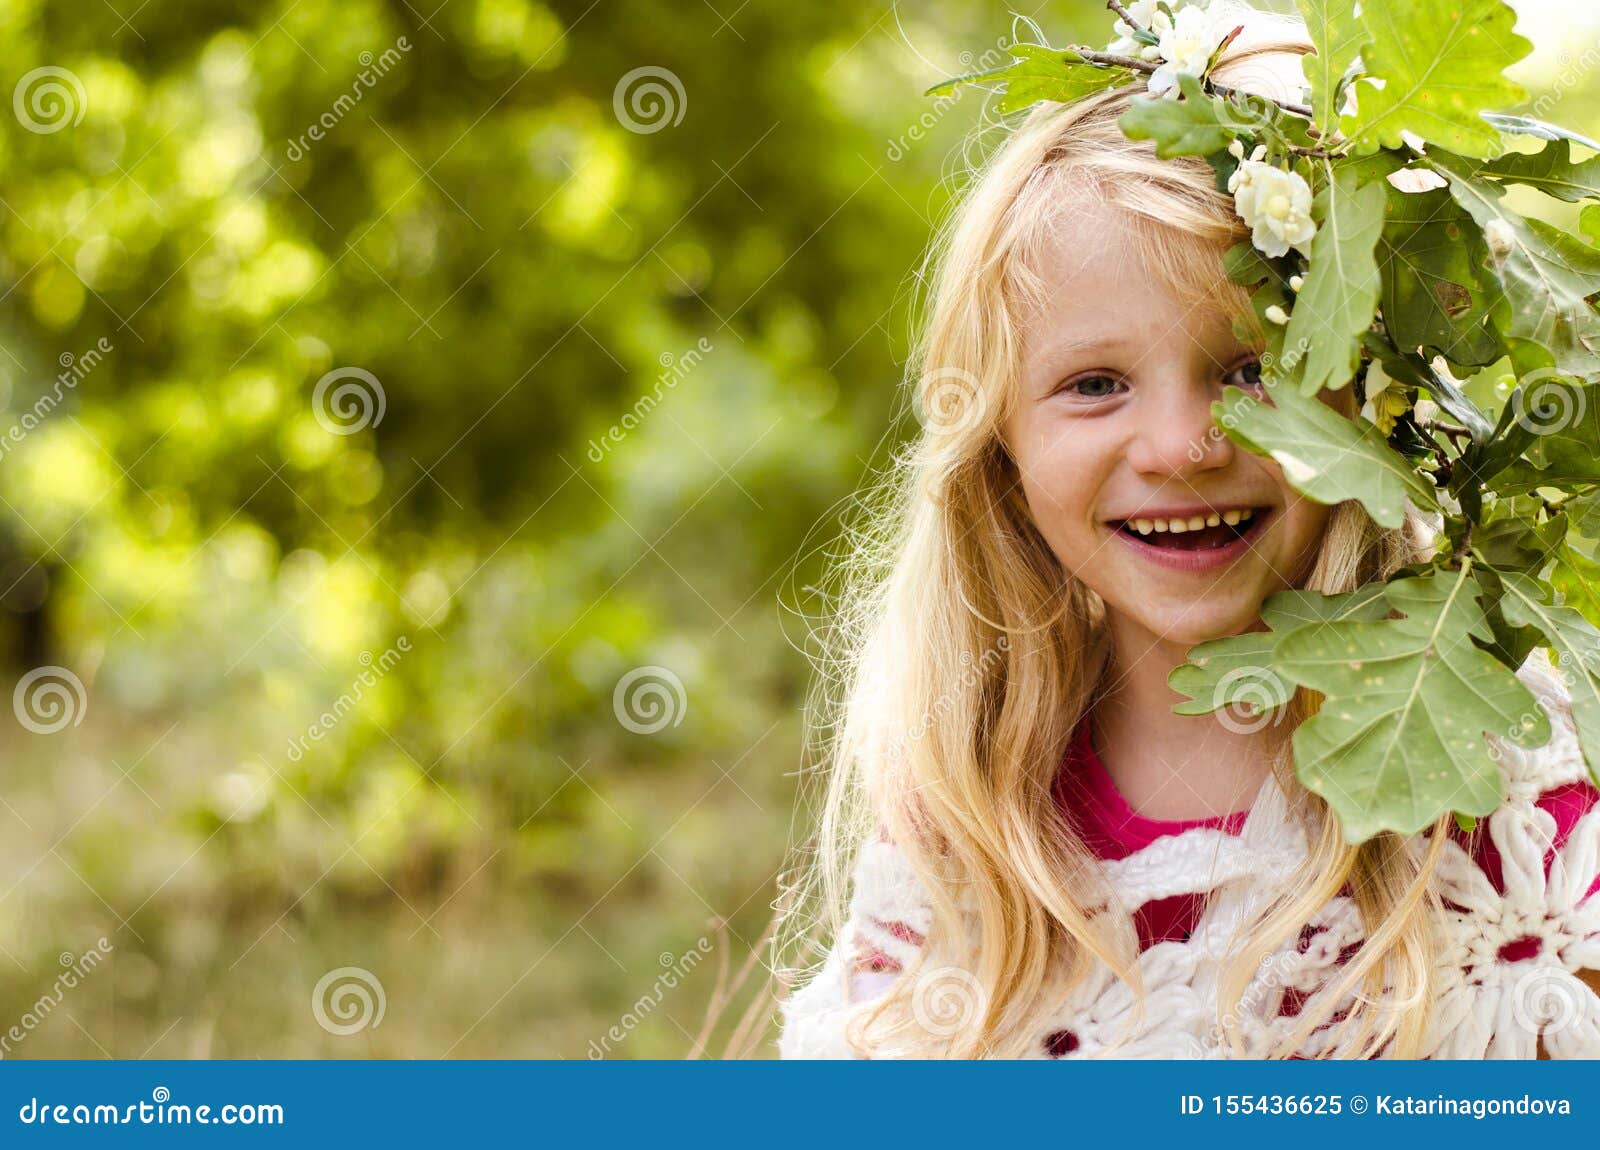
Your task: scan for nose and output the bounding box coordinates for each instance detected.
[1123,380,1236,478]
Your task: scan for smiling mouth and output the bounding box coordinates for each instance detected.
[1106,507,1271,551]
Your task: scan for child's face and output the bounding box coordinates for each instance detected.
[1003,198,1332,650]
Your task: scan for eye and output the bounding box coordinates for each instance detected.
[1224,356,1264,391]
[1060,373,1124,399]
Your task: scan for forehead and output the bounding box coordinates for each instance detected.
[1015,193,1250,362]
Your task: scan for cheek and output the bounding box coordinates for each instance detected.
[1010,430,1109,555]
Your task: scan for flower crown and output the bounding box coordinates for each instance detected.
[932,0,1600,844]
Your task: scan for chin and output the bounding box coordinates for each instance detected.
[1135,600,1264,648]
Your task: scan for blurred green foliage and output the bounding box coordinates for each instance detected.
[0,0,1584,1057]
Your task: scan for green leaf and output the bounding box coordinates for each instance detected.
[1215,381,1438,527]
[1478,139,1600,203]
[1170,630,1288,716]
[1118,73,1235,158]
[1281,167,1385,396]
[1473,495,1563,574]
[1375,185,1503,367]
[1433,150,1600,376]
[1278,567,1549,842]
[1550,542,1600,613]
[925,45,1129,113]
[1294,0,1368,135]
[1481,112,1600,154]
[1223,240,1275,287]
[1342,0,1531,159]
[1566,490,1600,540]
[1581,204,1600,247]
[1170,584,1390,717]
[1496,566,1600,785]
[1518,380,1600,480]
[1264,583,1394,629]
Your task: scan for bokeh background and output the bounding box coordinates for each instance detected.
[0,0,1592,1059]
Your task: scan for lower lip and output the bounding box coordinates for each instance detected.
[1107,512,1271,571]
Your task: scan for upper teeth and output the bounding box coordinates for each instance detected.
[1125,508,1255,535]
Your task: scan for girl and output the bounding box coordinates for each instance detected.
[778,5,1600,1059]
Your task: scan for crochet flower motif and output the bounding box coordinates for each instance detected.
[1426,801,1600,1058]
[1031,939,1209,1059]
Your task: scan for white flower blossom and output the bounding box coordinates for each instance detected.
[1148,5,1223,100]
[1108,0,1163,55]
[1228,159,1316,258]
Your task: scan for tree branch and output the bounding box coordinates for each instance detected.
[1097,0,1316,121]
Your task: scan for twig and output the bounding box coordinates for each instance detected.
[1106,0,1142,33]
[1094,0,1316,120]
[1420,418,1473,442]
[1071,45,1158,73]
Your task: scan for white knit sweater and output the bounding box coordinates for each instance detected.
[779,654,1600,1059]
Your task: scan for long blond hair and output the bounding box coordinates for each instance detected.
[782,4,1451,1060]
